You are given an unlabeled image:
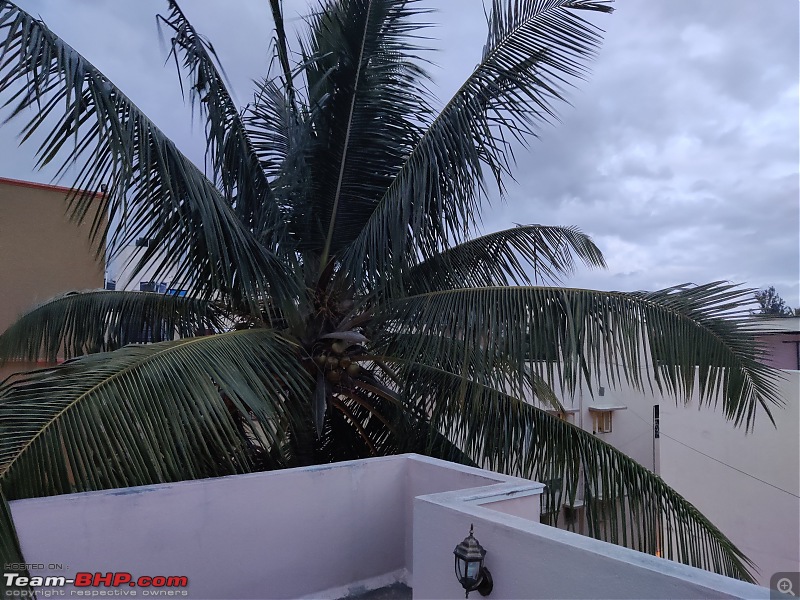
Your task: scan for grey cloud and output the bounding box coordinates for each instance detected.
[1,0,797,308]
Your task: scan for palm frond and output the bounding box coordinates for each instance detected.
[382,282,782,432]
[405,224,606,293]
[298,0,432,261]
[0,2,294,312]
[312,363,484,465]
[632,283,784,429]
[0,330,312,499]
[245,78,314,226]
[268,0,297,107]
[319,384,397,461]
[0,290,224,363]
[157,1,288,242]
[342,0,612,290]
[393,362,756,581]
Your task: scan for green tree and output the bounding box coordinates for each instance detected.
[754,286,793,316]
[0,0,782,583]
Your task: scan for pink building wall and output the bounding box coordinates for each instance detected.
[757,332,800,370]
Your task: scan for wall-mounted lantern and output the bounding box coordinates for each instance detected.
[453,524,493,597]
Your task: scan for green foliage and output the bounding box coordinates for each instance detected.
[0,0,783,583]
[0,291,223,362]
[754,286,794,316]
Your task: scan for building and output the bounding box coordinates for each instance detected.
[534,317,800,586]
[750,316,800,370]
[659,317,800,586]
[105,235,182,293]
[0,177,105,378]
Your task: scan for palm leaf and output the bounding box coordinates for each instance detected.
[157,1,287,242]
[0,290,224,363]
[245,78,314,225]
[319,384,397,461]
[0,330,311,500]
[298,0,432,263]
[405,224,606,293]
[342,0,613,290]
[393,362,756,581]
[0,2,294,312]
[377,330,550,409]
[268,0,297,108]
[382,282,782,432]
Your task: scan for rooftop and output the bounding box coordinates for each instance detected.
[748,316,800,334]
[9,454,769,599]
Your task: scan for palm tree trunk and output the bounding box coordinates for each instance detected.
[291,419,320,467]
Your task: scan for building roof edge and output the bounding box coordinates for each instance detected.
[0,176,105,198]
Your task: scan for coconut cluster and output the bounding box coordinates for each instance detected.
[313,340,362,383]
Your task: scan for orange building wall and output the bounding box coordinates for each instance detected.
[0,177,105,379]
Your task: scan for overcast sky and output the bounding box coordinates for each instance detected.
[2,0,798,308]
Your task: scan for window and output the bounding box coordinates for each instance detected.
[562,502,585,534]
[524,336,559,363]
[140,281,167,293]
[588,405,626,434]
[546,407,578,424]
[539,478,563,526]
[594,411,613,433]
[542,475,563,495]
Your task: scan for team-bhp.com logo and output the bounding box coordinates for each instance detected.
[3,572,189,597]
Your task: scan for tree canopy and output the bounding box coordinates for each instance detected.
[754,286,794,316]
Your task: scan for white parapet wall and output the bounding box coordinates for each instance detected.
[7,455,514,599]
[8,454,769,599]
[411,483,768,599]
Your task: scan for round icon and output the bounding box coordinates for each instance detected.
[777,577,795,596]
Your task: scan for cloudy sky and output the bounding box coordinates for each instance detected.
[2,0,798,307]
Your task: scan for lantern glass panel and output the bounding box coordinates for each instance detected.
[467,561,480,580]
[455,556,466,580]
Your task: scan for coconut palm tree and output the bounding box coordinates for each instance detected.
[0,0,781,583]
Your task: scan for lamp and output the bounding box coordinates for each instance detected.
[453,524,493,597]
